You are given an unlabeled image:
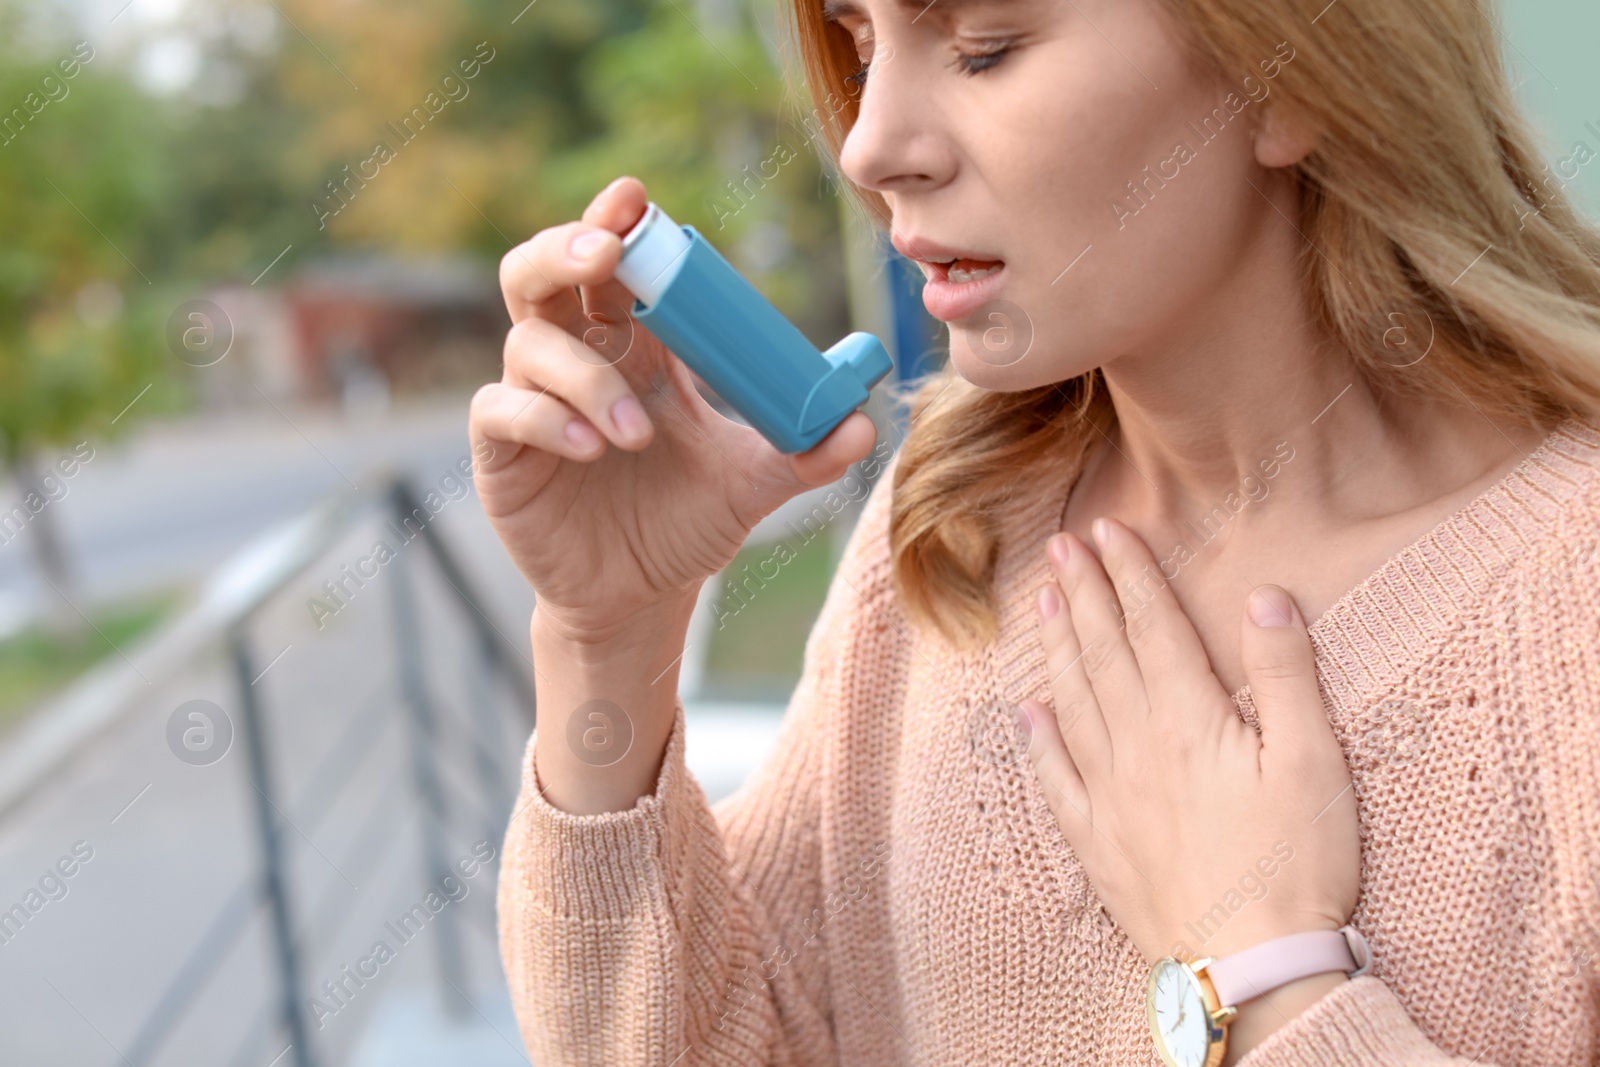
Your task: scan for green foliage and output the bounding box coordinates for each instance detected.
[0,591,177,733]
[540,8,774,215]
[703,529,836,698]
[0,35,176,463]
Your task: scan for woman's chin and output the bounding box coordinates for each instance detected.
[947,331,1094,393]
[946,326,1030,388]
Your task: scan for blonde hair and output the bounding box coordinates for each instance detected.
[778,0,1600,650]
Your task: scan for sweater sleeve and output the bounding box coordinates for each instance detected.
[1238,977,1501,1066]
[497,470,894,1067]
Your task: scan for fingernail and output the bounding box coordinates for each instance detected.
[1091,517,1110,551]
[1047,534,1071,570]
[564,418,601,450]
[570,230,608,261]
[610,395,650,440]
[1248,585,1297,627]
[1038,585,1060,620]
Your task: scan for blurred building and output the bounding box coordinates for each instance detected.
[289,255,505,401]
[200,255,507,413]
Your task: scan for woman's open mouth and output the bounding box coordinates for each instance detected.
[919,256,1008,322]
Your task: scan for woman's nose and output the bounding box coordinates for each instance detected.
[837,48,954,197]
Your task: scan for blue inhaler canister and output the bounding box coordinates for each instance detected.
[612,202,892,455]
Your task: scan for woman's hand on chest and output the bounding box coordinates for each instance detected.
[1019,516,1361,966]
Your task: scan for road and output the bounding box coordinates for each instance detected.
[0,393,487,629]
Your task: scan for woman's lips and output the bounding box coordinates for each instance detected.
[919,258,1008,322]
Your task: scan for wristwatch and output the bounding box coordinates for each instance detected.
[1146,924,1371,1067]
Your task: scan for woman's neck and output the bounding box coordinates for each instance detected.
[1082,337,1543,547]
[1066,180,1540,540]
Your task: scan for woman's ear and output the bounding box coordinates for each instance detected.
[1253,101,1321,168]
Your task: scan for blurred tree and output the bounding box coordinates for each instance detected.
[169,0,851,341]
[156,0,636,268]
[0,9,176,642]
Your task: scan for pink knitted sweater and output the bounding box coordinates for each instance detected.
[498,416,1600,1066]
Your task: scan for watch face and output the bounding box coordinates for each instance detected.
[1148,959,1214,1067]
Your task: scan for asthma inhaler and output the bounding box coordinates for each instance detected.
[611,202,892,455]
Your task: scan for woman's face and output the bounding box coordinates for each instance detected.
[832,0,1299,390]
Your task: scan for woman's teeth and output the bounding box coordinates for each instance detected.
[946,259,1003,284]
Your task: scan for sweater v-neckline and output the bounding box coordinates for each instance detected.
[1001,416,1600,713]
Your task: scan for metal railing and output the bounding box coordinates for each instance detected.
[0,475,536,1066]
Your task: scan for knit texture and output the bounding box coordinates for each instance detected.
[498,416,1600,1066]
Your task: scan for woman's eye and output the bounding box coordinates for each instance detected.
[844,38,1012,88]
[842,24,877,88]
[953,42,1013,76]
[845,46,878,87]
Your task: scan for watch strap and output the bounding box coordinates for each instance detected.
[1204,924,1371,1008]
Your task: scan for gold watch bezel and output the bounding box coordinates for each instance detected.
[1146,955,1239,1067]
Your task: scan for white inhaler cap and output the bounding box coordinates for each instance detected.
[614,201,693,309]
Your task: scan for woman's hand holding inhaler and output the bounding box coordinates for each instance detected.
[469,176,878,814]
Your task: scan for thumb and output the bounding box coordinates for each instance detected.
[737,410,879,528]
[1240,585,1326,750]
[789,410,879,489]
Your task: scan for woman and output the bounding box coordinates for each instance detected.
[472,0,1600,1062]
